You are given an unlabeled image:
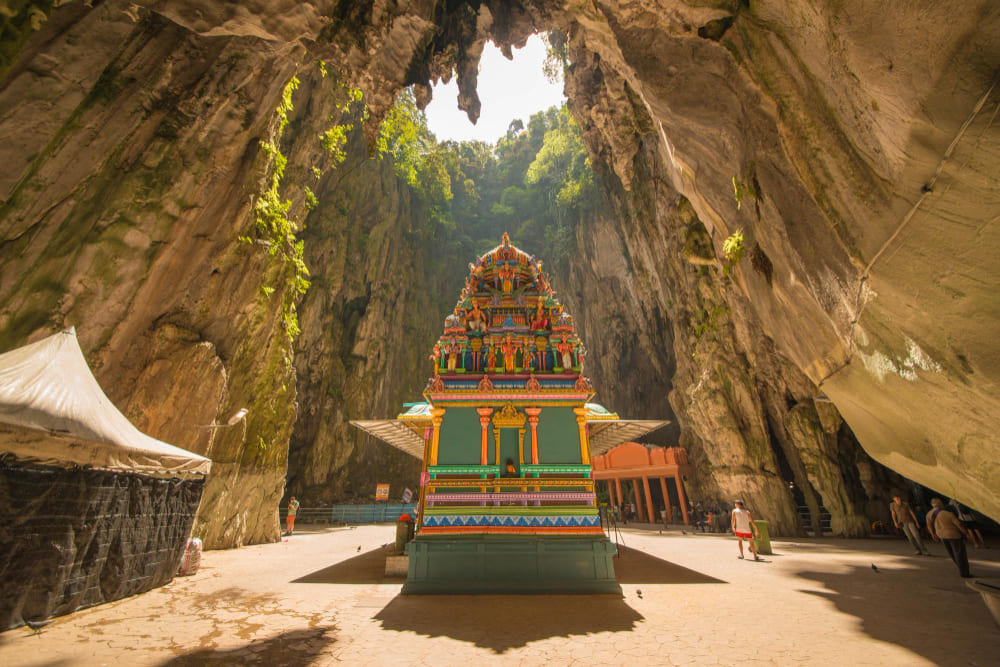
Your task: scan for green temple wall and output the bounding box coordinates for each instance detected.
[536,408,582,464]
[437,407,483,465]
[499,429,519,469]
[436,406,584,465]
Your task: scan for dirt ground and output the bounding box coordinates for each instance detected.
[1,524,998,666]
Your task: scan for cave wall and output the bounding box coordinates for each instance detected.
[0,1,309,548]
[2,0,997,545]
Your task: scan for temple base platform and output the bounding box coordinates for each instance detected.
[402,533,621,594]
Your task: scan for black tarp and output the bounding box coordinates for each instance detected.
[0,462,204,630]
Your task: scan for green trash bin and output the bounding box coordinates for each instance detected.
[395,513,414,555]
[753,520,772,555]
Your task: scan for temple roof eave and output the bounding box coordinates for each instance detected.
[350,419,425,459]
[586,420,671,457]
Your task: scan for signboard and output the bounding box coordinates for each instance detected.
[402,487,413,503]
[375,483,390,501]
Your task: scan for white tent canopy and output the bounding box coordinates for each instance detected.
[0,328,211,476]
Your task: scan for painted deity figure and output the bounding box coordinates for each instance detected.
[555,334,575,371]
[530,305,549,330]
[429,342,441,375]
[499,333,519,373]
[486,343,497,372]
[446,343,460,372]
[466,301,487,333]
[498,263,515,294]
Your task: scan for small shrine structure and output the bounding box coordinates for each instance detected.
[352,234,668,593]
[591,442,694,524]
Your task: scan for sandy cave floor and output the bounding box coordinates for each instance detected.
[1,524,999,666]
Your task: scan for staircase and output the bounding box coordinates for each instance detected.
[797,505,832,536]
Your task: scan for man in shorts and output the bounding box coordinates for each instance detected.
[730,499,758,560]
[285,496,300,535]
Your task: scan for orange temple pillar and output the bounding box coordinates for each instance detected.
[416,426,432,529]
[659,477,672,524]
[633,479,644,520]
[642,477,655,523]
[615,478,623,510]
[476,407,494,465]
[524,407,542,463]
[572,407,591,465]
[608,480,617,508]
[429,408,446,466]
[675,472,689,525]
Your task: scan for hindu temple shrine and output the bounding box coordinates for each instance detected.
[353,234,669,593]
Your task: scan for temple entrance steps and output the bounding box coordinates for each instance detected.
[798,505,832,536]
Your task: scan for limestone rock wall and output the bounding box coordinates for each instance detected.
[548,1,1000,519]
[282,68,448,504]
[0,1,307,548]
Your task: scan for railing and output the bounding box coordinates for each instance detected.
[426,491,595,506]
[426,478,594,490]
[428,464,501,479]
[280,504,418,524]
[520,463,592,478]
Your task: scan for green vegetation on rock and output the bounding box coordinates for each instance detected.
[374,89,599,274]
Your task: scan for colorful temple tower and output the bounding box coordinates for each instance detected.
[353,234,668,593]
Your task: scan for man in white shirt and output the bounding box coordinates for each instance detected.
[730,500,758,560]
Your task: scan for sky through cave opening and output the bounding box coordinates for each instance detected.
[424,34,565,144]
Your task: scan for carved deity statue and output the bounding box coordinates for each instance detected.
[530,304,549,330]
[555,334,575,371]
[499,333,519,373]
[429,343,441,375]
[498,263,515,294]
[446,342,460,372]
[466,301,487,333]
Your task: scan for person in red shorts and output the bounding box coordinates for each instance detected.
[730,499,758,560]
[285,496,300,536]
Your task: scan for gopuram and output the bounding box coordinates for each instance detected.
[353,234,668,593]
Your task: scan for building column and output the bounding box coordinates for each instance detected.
[416,425,432,529]
[615,478,623,510]
[642,477,655,523]
[659,477,672,524]
[572,407,591,465]
[675,473,689,525]
[524,407,542,463]
[633,479,644,520]
[476,407,493,465]
[607,479,617,508]
[429,408,446,466]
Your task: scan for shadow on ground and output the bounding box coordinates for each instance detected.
[796,560,1000,664]
[158,626,336,666]
[294,544,724,586]
[615,546,726,584]
[374,594,642,652]
[291,545,403,584]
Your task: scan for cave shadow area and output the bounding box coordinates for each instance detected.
[373,594,642,653]
[291,544,724,586]
[292,543,724,652]
[157,626,336,666]
[291,544,404,585]
[795,560,1000,664]
[614,545,726,584]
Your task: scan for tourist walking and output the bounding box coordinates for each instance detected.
[927,498,973,578]
[890,494,930,555]
[730,500,758,560]
[285,496,300,535]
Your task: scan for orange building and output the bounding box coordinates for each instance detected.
[591,442,693,525]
